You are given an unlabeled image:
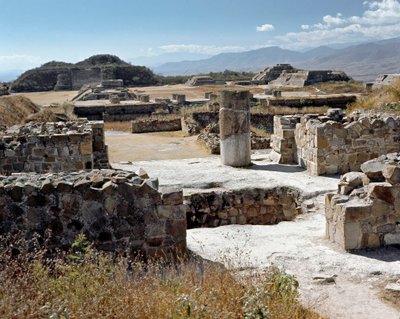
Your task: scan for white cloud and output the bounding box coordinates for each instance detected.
[323,13,345,26]
[159,44,246,55]
[256,24,275,32]
[275,0,400,49]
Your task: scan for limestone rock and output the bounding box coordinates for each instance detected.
[383,164,400,185]
[361,158,386,181]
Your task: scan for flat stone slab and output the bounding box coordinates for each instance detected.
[112,151,339,197]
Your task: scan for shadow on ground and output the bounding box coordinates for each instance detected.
[249,163,306,173]
[352,245,400,262]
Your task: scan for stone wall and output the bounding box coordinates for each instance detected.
[181,112,219,135]
[131,118,182,133]
[270,115,301,164]
[0,169,186,258]
[295,114,400,175]
[74,103,170,121]
[185,187,302,228]
[326,153,400,250]
[264,95,356,108]
[182,111,275,136]
[0,120,109,175]
[271,112,400,175]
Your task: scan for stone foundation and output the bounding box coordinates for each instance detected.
[185,187,302,228]
[326,153,400,250]
[0,120,109,175]
[0,169,187,259]
[131,118,182,133]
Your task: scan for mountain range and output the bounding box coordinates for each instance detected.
[153,37,400,82]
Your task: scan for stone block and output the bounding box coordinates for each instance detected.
[343,222,362,250]
[80,142,93,155]
[383,164,400,185]
[384,233,400,245]
[162,189,183,205]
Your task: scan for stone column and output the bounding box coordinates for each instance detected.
[219,90,251,167]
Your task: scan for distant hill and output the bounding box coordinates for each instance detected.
[11,54,157,93]
[154,37,400,82]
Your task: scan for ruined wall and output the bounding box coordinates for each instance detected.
[270,115,301,164]
[271,113,400,175]
[74,103,170,121]
[131,118,182,133]
[326,153,400,250]
[265,95,356,108]
[70,68,103,90]
[0,121,109,175]
[295,115,400,175]
[185,187,301,228]
[0,170,186,258]
[182,111,275,136]
[181,112,219,135]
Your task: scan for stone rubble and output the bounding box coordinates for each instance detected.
[326,153,400,250]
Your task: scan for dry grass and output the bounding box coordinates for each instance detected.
[313,81,366,94]
[348,79,400,114]
[0,235,323,319]
[0,95,40,125]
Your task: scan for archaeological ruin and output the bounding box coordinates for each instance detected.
[219,90,252,167]
[253,64,351,86]
[0,169,187,259]
[0,120,109,175]
[10,54,157,92]
[326,153,400,250]
[271,111,400,175]
[371,73,400,90]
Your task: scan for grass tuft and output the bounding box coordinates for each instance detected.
[0,234,323,319]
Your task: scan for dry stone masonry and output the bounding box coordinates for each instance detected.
[0,169,187,258]
[131,118,182,133]
[219,91,251,167]
[271,111,400,175]
[326,153,400,250]
[0,120,109,175]
[185,187,302,228]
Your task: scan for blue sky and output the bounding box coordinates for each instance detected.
[1,0,400,72]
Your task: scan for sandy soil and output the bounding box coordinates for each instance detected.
[11,84,263,106]
[106,130,210,162]
[14,90,78,105]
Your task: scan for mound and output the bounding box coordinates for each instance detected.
[0,95,40,125]
[11,54,158,93]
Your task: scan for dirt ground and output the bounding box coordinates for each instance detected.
[130,83,264,100]
[15,90,78,105]
[13,84,264,106]
[106,130,211,162]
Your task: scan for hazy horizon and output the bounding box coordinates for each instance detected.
[1,0,400,80]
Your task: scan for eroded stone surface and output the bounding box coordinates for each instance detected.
[0,169,187,258]
[0,120,109,174]
[326,153,400,250]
